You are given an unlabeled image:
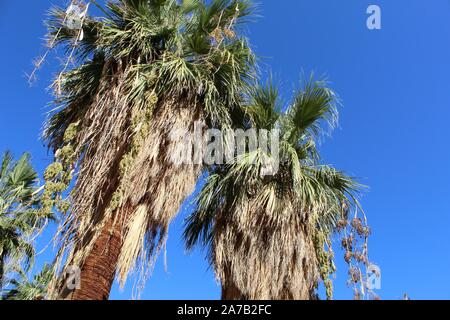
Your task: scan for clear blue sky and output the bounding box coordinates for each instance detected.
[1,0,449,300]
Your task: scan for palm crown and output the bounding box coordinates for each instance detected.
[184,77,364,299]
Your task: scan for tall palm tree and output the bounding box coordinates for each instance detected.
[0,152,40,292]
[2,264,54,300]
[184,78,366,300]
[42,0,255,299]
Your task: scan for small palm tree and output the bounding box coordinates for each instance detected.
[2,264,54,300]
[0,152,40,292]
[42,0,256,299]
[184,78,365,300]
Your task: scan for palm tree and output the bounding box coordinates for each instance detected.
[184,78,367,300]
[42,0,255,299]
[2,264,54,300]
[0,152,39,292]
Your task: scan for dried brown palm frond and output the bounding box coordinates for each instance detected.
[213,182,320,300]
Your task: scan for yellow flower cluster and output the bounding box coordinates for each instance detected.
[40,122,79,216]
[313,230,336,300]
[109,93,158,212]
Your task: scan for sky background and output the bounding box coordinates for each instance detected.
[1,0,449,300]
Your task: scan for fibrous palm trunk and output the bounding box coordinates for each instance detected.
[62,214,125,300]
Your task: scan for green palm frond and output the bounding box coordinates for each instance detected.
[0,152,13,181]
[0,152,44,291]
[182,0,201,14]
[184,173,224,250]
[283,75,338,145]
[5,153,38,202]
[2,264,54,300]
[246,81,281,130]
[0,152,38,211]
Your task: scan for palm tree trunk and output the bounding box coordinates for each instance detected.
[73,217,123,300]
[58,213,125,300]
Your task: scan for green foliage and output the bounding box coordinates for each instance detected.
[2,264,54,300]
[285,75,338,144]
[0,152,44,291]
